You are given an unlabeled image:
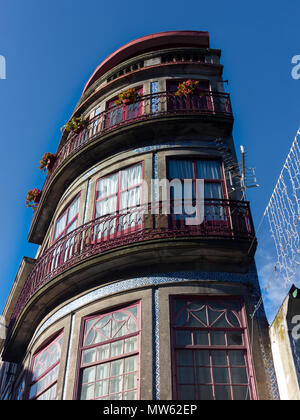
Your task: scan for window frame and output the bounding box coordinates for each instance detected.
[93,162,144,239]
[27,330,64,400]
[167,156,227,200]
[52,193,81,244]
[76,301,141,400]
[169,295,257,400]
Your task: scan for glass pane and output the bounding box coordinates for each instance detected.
[110,376,122,394]
[111,340,123,357]
[95,380,108,398]
[178,367,194,384]
[97,173,119,199]
[81,383,94,400]
[82,366,96,384]
[97,363,110,380]
[178,385,195,400]
[194,331,209,345]
[67,196,80,223]
[227,332,243,346]
[210,331,226,346]
[177,350,193,366]
[124,373,137,391]
[169,160,194,179]
[125,355,138,373]
[226,310,241,328]
[121,164,142,190]
[215,385,232,400]
[233,385,250,400]
[124,336,138,353]
[196,160,222,180]
[108,393,122,400]
[211,351,227,366]
[198,385,214,400]
[231,367,248,384]
[196,367,211,384]
[176,330,192,346]
[213,367,229,384]
[111,360,123,377]
[228,351,245,366]
[54,213,67,239]
[82,348,96,365]
[195,351,210,366]
[97,344,110,362]
[95,196,117,218]
[124,390,137,400]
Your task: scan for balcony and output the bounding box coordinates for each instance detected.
[42,91,232,193]
[12,198,254,327]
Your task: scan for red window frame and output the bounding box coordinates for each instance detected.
[106,86,143,129]
[93,162,144,239]
[167,157,228,225]
[167,157,227,197]
[170,296,257,400]
[27,331,64,400]
[76,302,141,400]
[52,193,81,243]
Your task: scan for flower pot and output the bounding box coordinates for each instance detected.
[122,98,133,105]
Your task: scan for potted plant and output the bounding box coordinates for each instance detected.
[65,116,88,134]
[39,152,56,173]
[114,88,141,106]
[26,188,41,210]
[175,80,203,97]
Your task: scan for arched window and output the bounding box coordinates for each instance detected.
[78,302,141,400]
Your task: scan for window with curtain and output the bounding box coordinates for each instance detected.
[94,163,143,239]
[168,158,226,221]
[28,332,63,400]
[171,297,256,400]
[51,194,80,271]
[106,87,143,129]
[78,303,140,400]
[53,194,80,241]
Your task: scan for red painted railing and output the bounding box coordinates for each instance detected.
[39,91,232,197]
[12,198,253,325]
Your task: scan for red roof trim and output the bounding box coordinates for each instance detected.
[82,31,209,94]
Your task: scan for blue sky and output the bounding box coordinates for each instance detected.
[0,0,299,323]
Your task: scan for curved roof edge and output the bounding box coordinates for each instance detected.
[82,30,209,94]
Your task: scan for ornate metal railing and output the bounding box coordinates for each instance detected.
[38,91,232,197]
[12,198,253,325]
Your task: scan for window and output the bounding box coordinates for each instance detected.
[78,302,141,400]
[28,332,63,400]
[106,87,143,128]
[168,158,226,221]
[93,163,143,240]
[53,194,80,242]
[50,194,81,270]
[170,297,256,400]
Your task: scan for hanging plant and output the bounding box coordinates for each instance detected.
[114,88,141,106]
[39,152,56,173]
[175,80,203,97]
[65,116,88,133]
[26,188,41,210]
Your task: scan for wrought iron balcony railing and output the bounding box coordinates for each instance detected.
[40,91,232,192]
[12,198,253,326]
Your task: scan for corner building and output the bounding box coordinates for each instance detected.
[0,31,279,400]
